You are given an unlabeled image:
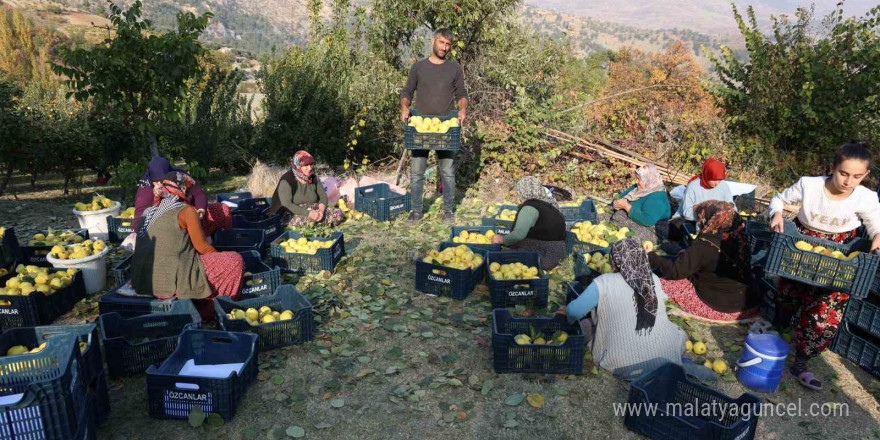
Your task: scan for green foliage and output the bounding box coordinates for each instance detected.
[115,158,148,202]
[707,5,880,175]
[258,0,401,166]
[52,0,212,155]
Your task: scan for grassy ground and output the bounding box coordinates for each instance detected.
[1,170,879,440]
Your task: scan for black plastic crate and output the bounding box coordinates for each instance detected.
[213,229,266,258]
[106,214,135,243]
[270,231,345,274]
[480,204,518,235]
[146,329,258,421]
[89,371,109,427]
[404,111,461,151]
[27,324,103,385]
[832,322,880,377]
[559,199,598,225]
[0,227,21,265]
[486,251,549,309]
[755,277,791,327]
[844,294,880,339]
[565,229,611,257]
[0,331,90,440]
[414,243,487,300]
[765,232,877,298]
[354,183,411,221]
[19,229,89,266]
[572,249,610,285]
[214,285,314,350]
[215,192,252,204]
[98,290,177,319]
[745,220,796,265]
[491,309,585,374]
[99,299,202,377]
[232,214,283,245]
[232,197,271,221]
[0,269,86,328]
[625,363,761,440]
[76,392,97,440]
[443,226,501,252]
[239,251,281,299]
[112,255,131,288]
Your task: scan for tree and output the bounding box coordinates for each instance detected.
[707,5,880,175]
[52,0,212,156]
[368,0,522,70]
[0,73,25,197]
[0,8,55,89]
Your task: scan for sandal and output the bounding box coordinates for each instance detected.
[791,358,822,391]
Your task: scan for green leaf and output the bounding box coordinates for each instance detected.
[243,428,258,439]
[503,419,519,428]
[330,398,345,408]
[286,425,305,438]
[504,394,525,406]
[314,422,332,430]
[481,379,494,395]
[271,375,285,385]
[205,413,224,428]
[187,405,205,428]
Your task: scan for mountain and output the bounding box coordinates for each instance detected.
[525,0,877,35]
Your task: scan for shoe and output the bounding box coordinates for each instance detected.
[406,212,423,225]
[442,212,455,225]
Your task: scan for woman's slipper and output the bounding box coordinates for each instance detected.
[794,371,823,391]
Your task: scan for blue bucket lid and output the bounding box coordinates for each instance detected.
[745,333,789,358]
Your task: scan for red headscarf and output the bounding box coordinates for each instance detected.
[291,150,316,183]
[688,158,726,190]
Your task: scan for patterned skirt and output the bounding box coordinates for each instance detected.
[660,278,757,322]
[202,202,232,236]
[194,251,243,320]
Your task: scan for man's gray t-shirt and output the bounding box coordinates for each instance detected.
[400,58,467,116]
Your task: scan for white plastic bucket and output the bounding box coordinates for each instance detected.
[73,202,122,240]
[47,246,110,294]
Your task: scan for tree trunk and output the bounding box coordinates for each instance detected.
[30,174,35,189]
[63,175,70,196]
[147,130,159,157]
[0,163,14,198]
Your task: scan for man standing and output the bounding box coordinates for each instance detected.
[400,27,468,225]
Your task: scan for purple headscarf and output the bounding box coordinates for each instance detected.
[138,156,183,188]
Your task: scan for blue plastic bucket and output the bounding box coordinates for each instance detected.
[736,333,789,393]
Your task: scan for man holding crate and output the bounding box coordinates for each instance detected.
[400,27,468,225]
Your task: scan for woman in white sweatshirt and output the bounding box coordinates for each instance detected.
[769,143,880,390]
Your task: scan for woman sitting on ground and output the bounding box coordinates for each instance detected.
[610,164,671,244]
[561,238,686,379]
[133,156,231,236]
[648,201,757,322]
[490,176,567,270]
[131,172,244,317]
[669,158,734,242]
[268,150,343,227]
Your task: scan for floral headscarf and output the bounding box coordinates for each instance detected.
[514,176,558,209]
[693,200,737,235]
[693,200,751,282]
[291,150,317,183]
[138,171,194,236]
[609,238,658,334]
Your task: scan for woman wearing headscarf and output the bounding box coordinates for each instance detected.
[268,150,343,227]
[490,176,567,270]
[611,164,671,227]
[649,201,757,322]
[561,238,686,379]
[676,158,734,221]
[131,171,244,318]
[133,156,231,236]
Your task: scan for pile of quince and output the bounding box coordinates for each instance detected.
[422,245,483,271]
[793,240,860,260]
[485,205,517,221]
[559,198,586,208]
[278,237,334,255]
[489,262,540,280]
[4,340,86,356]
[451,229,496,245]
[582,251,613,274]
[226,305,295,326]
[28,229,85,247]
[1,265,78,296]
[117,207,136,219]
[408,115,459,134]
[513,330,568,346]
[74,195,117,212]
[0,226,5,238]
[569,221,630,247]
[49,239,106,260]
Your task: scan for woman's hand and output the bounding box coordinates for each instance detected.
[196,208,206,220]
[611,199,623,210]
[871,235,880,253]
[308,210,321,222]
[613,199,631,212]
[555,306,567,316]
[769,212,784,233]
[315,205,326,222]
[491,234,504,244]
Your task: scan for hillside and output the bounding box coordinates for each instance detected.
[526,0,877,34]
